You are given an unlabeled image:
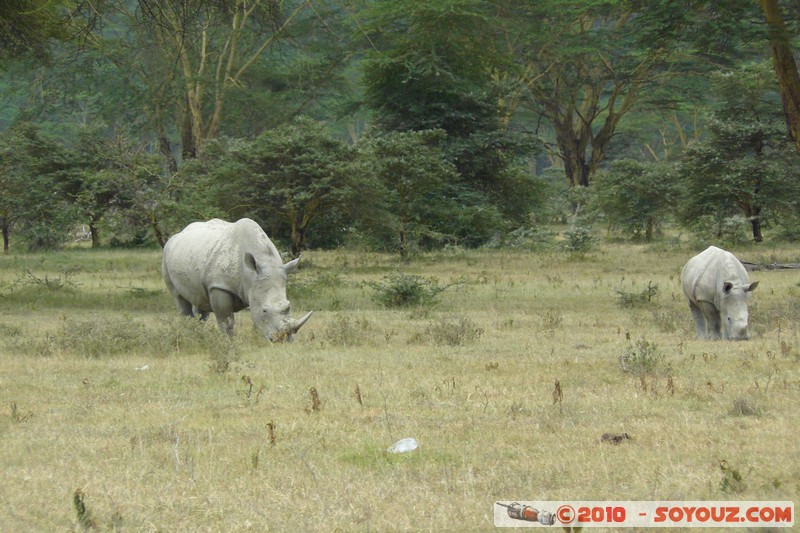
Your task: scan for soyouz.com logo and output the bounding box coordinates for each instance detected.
[493,501,794,528]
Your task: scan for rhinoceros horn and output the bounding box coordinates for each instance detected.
[288,311,313,334]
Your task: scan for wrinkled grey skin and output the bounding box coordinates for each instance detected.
[681,246,758,340]
[162,218,312,341]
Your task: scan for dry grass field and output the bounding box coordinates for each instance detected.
[1,242,799,531]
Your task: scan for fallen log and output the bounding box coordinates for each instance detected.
[741,261,800,271]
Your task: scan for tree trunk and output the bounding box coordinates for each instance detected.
[89,220,100,248]
[150,210,167,248]
[1,217,9,254]
[554,120,591,188]
[180,97,197,159]
[750,216,763,243]
[291,225,305,259]
[760,0,800,152]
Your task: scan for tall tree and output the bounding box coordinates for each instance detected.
[680,63,800,242]
[191,118,367,257]
[0,123,73,252]
[759,0,800,153]
[0,0,75,66]
[359,0,539,243]
[493,0,757,188]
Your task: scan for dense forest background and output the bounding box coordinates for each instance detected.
[3,0,800,257]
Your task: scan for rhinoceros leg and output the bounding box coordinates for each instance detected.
[688,301,707,338]
[209,288,235,336]
[174,295,194,317]
[696,301,721,340]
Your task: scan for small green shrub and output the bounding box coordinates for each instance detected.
[367,272,446,308]
[562,225,597,254]
[616,281,658,308]
[618,338,664,376]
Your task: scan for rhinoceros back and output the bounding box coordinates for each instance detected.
[682,246,749,305]
[162,219,281,312]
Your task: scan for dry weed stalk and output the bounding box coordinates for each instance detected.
[353,384,363,407]
[10,401,32,422]
[308,387,321,413]
[552,380,563,405]
[267,421,276,447]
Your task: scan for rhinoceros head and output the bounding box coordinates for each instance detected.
[721,280,759,340]
[243,253,312,342]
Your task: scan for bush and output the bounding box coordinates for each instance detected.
[367,273,447,308]
[592,159,680,241]
[618,338,664,376]
[562,224,597,254]
[616,281,658,308]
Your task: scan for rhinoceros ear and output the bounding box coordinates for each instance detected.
[243,252,261,276]
[283,257,300,274]
[745,281,759,292]
[723,281,734,294]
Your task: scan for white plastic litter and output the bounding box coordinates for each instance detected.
[135,365,150,371]
[386,437,419,453]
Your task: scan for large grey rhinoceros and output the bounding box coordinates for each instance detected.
[681,246,758,340]
[162,218,312,341]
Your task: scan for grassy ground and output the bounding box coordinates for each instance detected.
[0,243,798,531]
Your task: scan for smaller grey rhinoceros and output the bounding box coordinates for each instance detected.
[162,218,312,341]
[681,246,758,340]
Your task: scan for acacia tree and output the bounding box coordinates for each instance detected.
[492,0,757,188]
[60,125,164,247]
[0,0,81,66]
[73,0,351,161]
[357,130,460,257]
[680,64,800,242]
[194,117,367,257]
[359,0,539,243]
[0,124,73,252]
[592,159,680,241]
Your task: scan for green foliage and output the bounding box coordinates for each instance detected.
[194,117,368,256]
[356,130,457,255]
[484,219,556,251]
[616,282,659,308]
[0,123,76,251]
[592,159,680,241]
[359,0,540,245]
[367,273,447,308]
[618,338,665,376]
[61,123,165,247]
[0,0,76,66]
[562,224,597,255]
[680,63,800,242]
